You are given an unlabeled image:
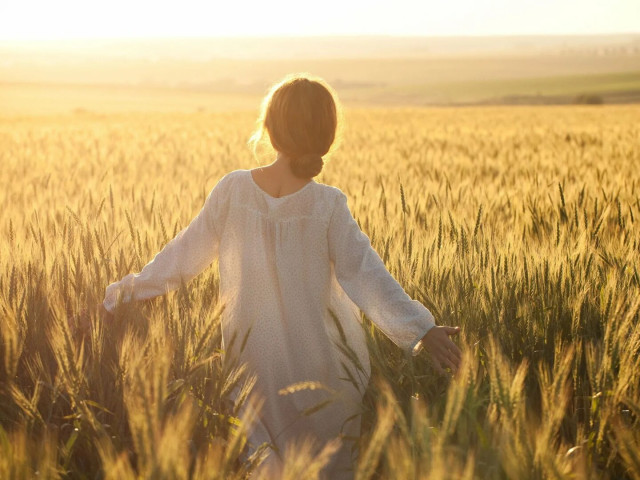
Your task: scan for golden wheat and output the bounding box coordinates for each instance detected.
[0,106,639,479]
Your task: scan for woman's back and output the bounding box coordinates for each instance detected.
[216,168,369,380]
[215,168,369,477]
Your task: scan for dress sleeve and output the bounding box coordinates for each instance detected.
[102,174,229,313]
[327,191,436,355]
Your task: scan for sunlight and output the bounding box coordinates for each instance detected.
[1,0,638,40]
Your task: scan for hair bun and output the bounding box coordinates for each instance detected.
[291,152,324,178]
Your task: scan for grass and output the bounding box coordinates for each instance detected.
[0,105,639,478]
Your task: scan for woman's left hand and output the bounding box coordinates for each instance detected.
[420,325,462,375]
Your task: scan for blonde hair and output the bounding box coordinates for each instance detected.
[249,73,342,178]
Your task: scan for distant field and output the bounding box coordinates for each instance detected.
[2,69,640,115]
[2,42,640,114]
[345,70,640,106]
[0,83,261,116]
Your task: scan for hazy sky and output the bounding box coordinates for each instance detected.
[1,0,638,40]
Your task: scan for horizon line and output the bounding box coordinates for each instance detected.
[1,31,639,43]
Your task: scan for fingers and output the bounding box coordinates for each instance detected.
[440,327,462,360]
[432,358,456,376]
[432,345,462,374]
[445,326,461,336]
[435,331,462,362]
[431,359,446,375]
[447,338,463,360]
[444,348,461,370]
[424,326,464,375]
[99,303,114,320]
[441,355,458,372]
[435,344,459,371]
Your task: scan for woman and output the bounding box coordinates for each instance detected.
[102,73,461,478]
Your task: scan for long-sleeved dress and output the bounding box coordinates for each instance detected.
[103,169,435,479]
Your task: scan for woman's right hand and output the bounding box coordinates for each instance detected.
[99,302,114,320]
[420,325,462,375]
[68,302,114,342]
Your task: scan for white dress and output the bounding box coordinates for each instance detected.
[103,169,435,478]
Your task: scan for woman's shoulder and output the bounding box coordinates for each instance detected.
[218,169,249,184]
[313,181,348,204]
[211,169,250,193]
[202,170,249,209]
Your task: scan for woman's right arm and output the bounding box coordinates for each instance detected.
[103,173,231,313]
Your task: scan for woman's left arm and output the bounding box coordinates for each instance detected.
[327,191,462,372]
[328,191,435,353]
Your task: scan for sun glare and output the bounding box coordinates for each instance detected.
[1,0,639,41]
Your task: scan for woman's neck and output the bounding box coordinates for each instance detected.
[251,152,312,198]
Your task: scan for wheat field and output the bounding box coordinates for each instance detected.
[1,106,639,479]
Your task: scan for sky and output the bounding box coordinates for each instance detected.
[0,0,639,40]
